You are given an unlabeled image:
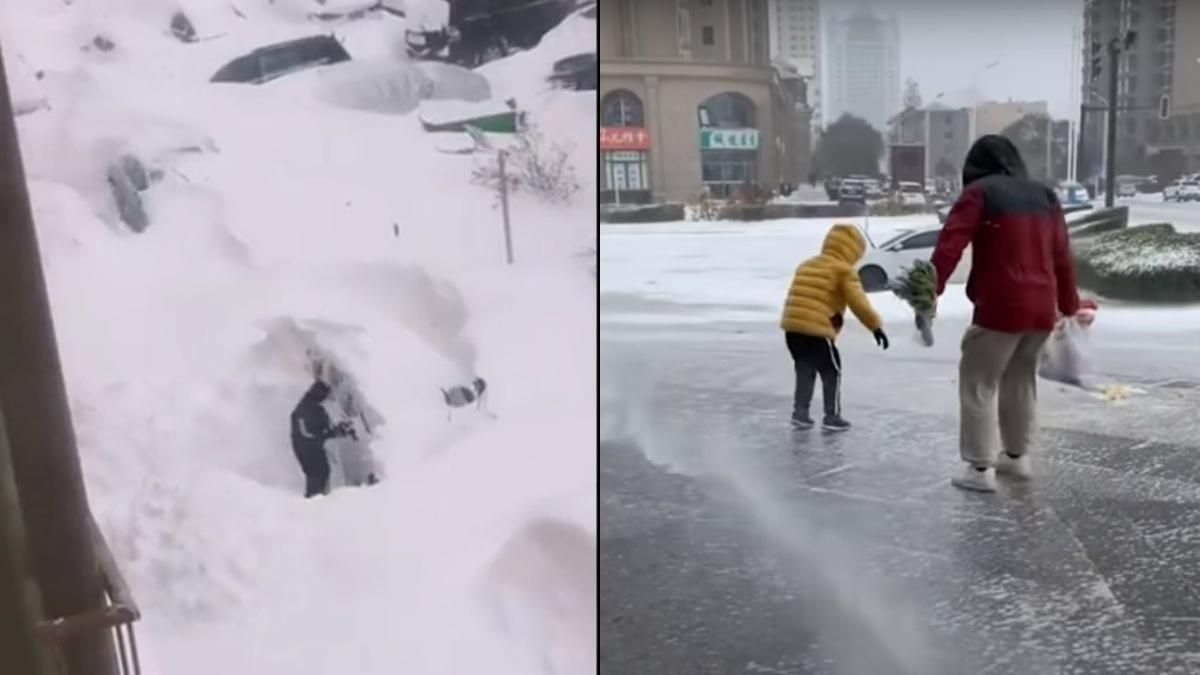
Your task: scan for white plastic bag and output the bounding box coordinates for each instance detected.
[1038,316,1093,389]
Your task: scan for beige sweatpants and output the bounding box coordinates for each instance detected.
[959,325,1050,466]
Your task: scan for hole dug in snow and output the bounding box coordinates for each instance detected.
[240,318,385,495]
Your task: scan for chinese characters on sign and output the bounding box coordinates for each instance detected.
[698,128,761,150]
[600,127,652,151]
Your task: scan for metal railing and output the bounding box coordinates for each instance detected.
[36,517,142,675]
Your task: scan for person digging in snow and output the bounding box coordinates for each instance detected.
[780,223,889,432]
[290,380,353,498]
[931,134,1080,493]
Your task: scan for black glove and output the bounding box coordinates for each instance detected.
[873,328,889,350]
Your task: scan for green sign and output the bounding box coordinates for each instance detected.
[699,128,760,150]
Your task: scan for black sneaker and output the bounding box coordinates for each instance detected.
[822,415,851,432]
[790,414,814,430]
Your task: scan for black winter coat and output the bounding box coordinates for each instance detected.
[291,381,335,451]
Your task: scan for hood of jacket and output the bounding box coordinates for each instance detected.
[962,134,1029,186]
[820,223,867,264]
[304,380,331,403]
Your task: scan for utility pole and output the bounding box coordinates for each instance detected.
[0,43,119,675]
[1104,37,1120,207]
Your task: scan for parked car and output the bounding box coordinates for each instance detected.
[1164,179,1185,201]
[838,179,866,204]
[857,227,970,292]
[1180,180,1200,202]
[210,35,351,85]
[897,181,926,207]
[1058,181,1091,207]
[1117,183,1137,198]
[547,52,595,90]
[405,0,574,68]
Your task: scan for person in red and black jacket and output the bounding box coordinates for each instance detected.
[931,134,1081,493]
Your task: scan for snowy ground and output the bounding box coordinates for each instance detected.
[600,216,1200,673]
[4,2,595,674]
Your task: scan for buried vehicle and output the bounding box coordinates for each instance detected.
[405,0,575,68]
[547,52,596,91]
[210,35,351,84]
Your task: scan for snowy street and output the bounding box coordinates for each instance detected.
[600,217,1200,674]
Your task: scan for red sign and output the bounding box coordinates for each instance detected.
[601,127,651,151]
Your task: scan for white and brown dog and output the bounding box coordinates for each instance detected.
[441,377,493,420]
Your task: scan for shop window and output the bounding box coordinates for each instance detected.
[602,90,644,127]
[697,92,756,128]
[700,149,758,199]
[602,151,651,204]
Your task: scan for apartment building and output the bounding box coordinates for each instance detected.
[825,8,900,135]
[768,0,823,130]
[599,0,811,203]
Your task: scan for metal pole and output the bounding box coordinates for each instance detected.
[0,411,55,675]
[498,151,513,265]
[0,43,119,675]
[1076,103,1087,185]
[1105,39,1119,207]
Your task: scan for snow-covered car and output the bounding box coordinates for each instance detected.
[210,35,352,84]
[1179,180,1200,202]
[857,227,970,292]
[547,52,595,90]
[898,182,926,207]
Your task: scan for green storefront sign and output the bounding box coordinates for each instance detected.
[699,128,760,150]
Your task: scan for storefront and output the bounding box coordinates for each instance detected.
[699,127,760,198]
[600,127,652,204]
[601,90,652,204]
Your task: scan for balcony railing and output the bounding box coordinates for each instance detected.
[36,517,142,675]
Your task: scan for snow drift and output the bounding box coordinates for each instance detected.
[4,0,596,673]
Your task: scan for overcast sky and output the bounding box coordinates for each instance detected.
[841,0,1084,120]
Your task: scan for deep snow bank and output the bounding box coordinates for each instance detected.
[5,0,596,672]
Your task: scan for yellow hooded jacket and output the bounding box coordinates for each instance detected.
[780,223,883,339]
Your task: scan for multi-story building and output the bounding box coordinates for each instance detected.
[825,8,900,136]
[889,105,971,183]
[767,0,822,131]
[1077,0,1200,177]
[974,100,1051,138]
[599,0,812,203]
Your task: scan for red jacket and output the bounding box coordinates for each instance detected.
[931,136,1080,333]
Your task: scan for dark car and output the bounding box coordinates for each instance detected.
[547,52,595,91]
[210,35,351,85]
[406,0,574,68]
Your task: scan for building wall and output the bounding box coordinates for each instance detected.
[1172,0,1200,113]
[600,0,807,203]
[769,0,822,129]
[826,9,900,135]
[927,108,971,179]
[975,100,1049,138]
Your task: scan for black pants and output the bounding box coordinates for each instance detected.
[293,442,330,498]
[785,332,842,419]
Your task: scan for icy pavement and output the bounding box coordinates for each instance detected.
[600,219,1200,675]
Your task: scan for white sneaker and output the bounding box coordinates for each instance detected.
[951,465,997,493]
[996,453,1033,480]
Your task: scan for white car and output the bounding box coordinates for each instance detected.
[1165,179,1185,201]
[897,182,927,207]
[1180,180,1200,202]
[1117,183,1137,199]
[857,227,970,292]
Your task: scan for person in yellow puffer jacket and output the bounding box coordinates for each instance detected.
[780,223,889,431]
